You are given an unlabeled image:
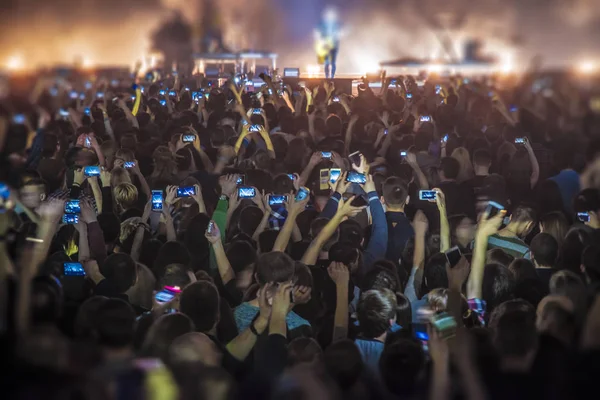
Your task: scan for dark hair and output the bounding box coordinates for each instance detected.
[530,233,558,267]
[473,148,492,167]
[92,298,136,348]
[153,241,191,279]
[142,313,195,362]
[294,262,314,289]
[225,240,257,273]
[440,157,460,180]
[255,251,295,285]
[508,259,538,283]
[258,230,279,253]
[582,245,600,284]
[539,212,569,247]
[100,253,137,293]
[97,213,121,244]
[357,289,396,338]
[379,340,425,397]
[510,205,537,224]
[323,339,364,388]
[361,264,400,293]
[482,263,515,313]
[422,253,449,295]
[238,206,264,237]
[488,299,536,329]
[382,176,408,207]
[395,293,412,328]
[573,188,600,213]
[338,219,364,247]
[493,309,538,357]
[329,241,361,268]
[557,228,593,274]
[74,296,109,338]
[287,337,323,366]
[157,264,194,290]
[180,281,220,333]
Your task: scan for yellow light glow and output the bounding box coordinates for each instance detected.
[306,64,320,78]
[578,61,597,74]
[358,60,380,75]
[82,58,94,69]
[427,63,443,73]
[5,54,24,71]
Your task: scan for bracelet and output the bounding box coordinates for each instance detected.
[249,322,260,336]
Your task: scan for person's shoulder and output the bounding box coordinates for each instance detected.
[287,311,311,329]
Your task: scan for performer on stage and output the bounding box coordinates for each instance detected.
[315,7,342,79]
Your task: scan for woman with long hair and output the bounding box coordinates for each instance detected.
[150,145,178,189]
[451,147,474,183]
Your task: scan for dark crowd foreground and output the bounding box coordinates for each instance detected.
[2,69,600,400]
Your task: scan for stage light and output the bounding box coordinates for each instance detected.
[82,58,94,69]
[427,63,443,73]
[358,59,380,75]
[578,60,597,75]
[306,64,320,78]
[5,54,24,71]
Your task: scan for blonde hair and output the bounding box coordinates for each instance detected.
[114,182,138,210]
[120,217,142,244]
[451,147,474,183]
[151,146,177,179]
[111,167,132,187]
[427,288,449,313]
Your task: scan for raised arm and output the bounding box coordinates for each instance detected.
[467,210,505,300]
[361,174,388,274]
[434,189,450,252]
[405,210,428,302]
[272,193,310,252]
[328,262,350,342]
[406,152,429,190]
[206,222,235,285]
[298,152,322,188]
[524,140,540,189]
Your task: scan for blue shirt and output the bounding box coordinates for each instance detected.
[550,170,580,214]
[385,211,414,265]
[233,302,310,333]
[355,338,385,374]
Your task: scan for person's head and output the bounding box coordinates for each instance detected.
[97,213,121,247]
[19,178,46,209]
[573,188,600,228]
[169,332,222,367]
[92,298,136,350]
[142,313,195,362]
[258,229,279,253]
[482,263,515,313]
[581,245,600,285]
[255,251,295,286]
[110,167,132,187]
[536,295,576,345]
[508,259,537,283]
[74,296,109,338]
[492,309,538,371]
[238,206,264,237]
[323,339,364,388]
[382,176,409,210]
[361,263,400,293]
[225,240,256,291]
[151,145,177,178]
[157,263,196,292]
[379,339,425,397]
[539,212,569,247]
[451,147,474,182]
[287,337,323,367]
[329,241,361,274]
[506,205,537,238]
[438,156,460,181]
[310,217,340,251]
[422,253,448,295]
[113,182,138,212]
[449,215,476,248]
[486,248,515,269]
[395,293,412,328]
[153,241,192,279]
[357,289,396,339]
[179,281,220,333]
[472,148,492,173]
[530,233,558,268]
[557,227,593,274]
[99,253,137,294]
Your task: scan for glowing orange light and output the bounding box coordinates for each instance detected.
[578,61,597,75]
[5,54,24,71]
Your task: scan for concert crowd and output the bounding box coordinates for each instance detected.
[1,69,600,400]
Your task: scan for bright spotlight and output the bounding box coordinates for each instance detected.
[306,64,320,77]
[82,58,94,69]
[5,54,24,71]
[578,61,597,75]
[358,60,380,75]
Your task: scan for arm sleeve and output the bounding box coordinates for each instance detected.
[361,191,388,274]
[101,186,113,214]
[87,221,107,266]
[319,192,342,219]
[209,197,229,272]
[69,185,82,199]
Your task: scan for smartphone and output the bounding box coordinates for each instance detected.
[420,116,431,122]
[435,85,442,94]
[176,186,196,198]
[486,201,505,219]
[406,93,413,99]
[207,220,215,234]
[332,96,340,102]
[64,199,81,214]
[236,175,246,185]
[182,134,196,143]
[400,150,408,158]
[151,190,163,211]
[111,79,119,87]
[84,166,101,177]
[96,92,104,99]
[238,187,256,199]
[295,187,310,201]
[390,79,397,85]
[85,81,92,89]
[63,262,86,276]
[431,312,457,340]
[84,107,91,116]
[85,137,91,148]
[329,168,342,184]
[123,161,135,169]
[69,90,78,99]
[577,212,590,223]
[384,129,388,135]
[268,194,288,206]
[168,90,176,97]
[509,105,518,113]
[59,109,69,118]
[159,99,167,106]
[445,246,462,268]
[515,137,527,144]
[442,134,449,143]
[130,95,136,101]
[287,173,295,181]
[320,169,330,190]
[346,171,366,184]
[419,190,437,201]
[154,286,182,304]
[348,151,362,166]
[321,151,332,159]
[13,114,26,124]
[79,93,86,101]
[191,91,199,100]
[249,124,261,132]
[159,90,166,96]
[62,214,79,224]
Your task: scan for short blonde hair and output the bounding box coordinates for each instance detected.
[114,183,138,210]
